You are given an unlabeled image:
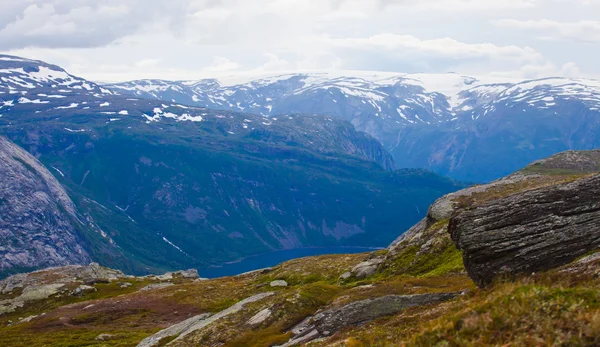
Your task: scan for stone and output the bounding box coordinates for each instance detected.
[339,272,352,281]
[449,174,600,287]
[138,292,274,347]
[351,258,384,279]
[247,308,272,326]
[71,285,97,296]
[118,282,132,288]
[177,269,200,279]
[139,283,174,292]
[95,333,118,341]
[281,292,460,346]
[270,280,288,287]
[0,283,64,316]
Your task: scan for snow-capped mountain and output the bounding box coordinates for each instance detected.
[106,72,600,181]
[105,72,600,126]
[0,55,112,97]
[3,54,600,182]
[106,72,512,126]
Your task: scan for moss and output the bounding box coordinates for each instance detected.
[380,236,464,279]
[410,283,600,346]
[224,326,292,347]
[0,326,156,347]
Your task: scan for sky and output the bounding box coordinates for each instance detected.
[0,0,598,82]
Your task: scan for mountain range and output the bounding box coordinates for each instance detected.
[106,71,600,182]
[0,55,463,278]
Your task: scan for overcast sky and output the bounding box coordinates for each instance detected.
[0,0,598,81]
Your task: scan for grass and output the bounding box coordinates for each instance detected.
[224,326,292,347]
[410,282,600,346]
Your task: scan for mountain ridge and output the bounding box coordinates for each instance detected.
[104,70,600,182]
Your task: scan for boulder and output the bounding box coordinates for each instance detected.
[177,269,200,279]
[450,174,600,287]
[270,280,288,288]
[351,257,384,279]
[118,282,133,288]
[71,285,97,296]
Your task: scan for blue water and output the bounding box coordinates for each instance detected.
[198,247,381,278]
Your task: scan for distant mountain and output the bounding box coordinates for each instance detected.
[106,72,600,182]
[0,55,463,276]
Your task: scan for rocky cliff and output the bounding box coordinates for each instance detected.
[0,136,91,277]
[450,173,600,287]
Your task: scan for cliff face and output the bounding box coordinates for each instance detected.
[0,136,91,277]
[449,173,600,287]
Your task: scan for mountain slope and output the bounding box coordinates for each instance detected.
[1,150,599,346]
[106,72,600,182]
[0,56,463,276]
[0,136,91,277]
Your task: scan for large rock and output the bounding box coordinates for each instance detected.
[449,174,600,287]
[282,292,460,346]
[351,257,384,279]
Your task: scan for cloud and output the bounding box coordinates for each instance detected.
[307,34,545,71]
[378,0,537,11]
[494,19,600,43]
[0,0,188,50]
[0,0,598,80]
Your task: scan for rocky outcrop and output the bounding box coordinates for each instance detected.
[139,292,275,347]
[281,293,461,346]
[524,150,600,174]
[449,174,600,287]
[0,136,91,278]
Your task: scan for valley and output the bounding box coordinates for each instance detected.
[0,55,463,278]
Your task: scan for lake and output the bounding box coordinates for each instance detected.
[198,246,381,278]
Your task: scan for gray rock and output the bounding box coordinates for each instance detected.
[0,283,64,315]
[339,272,352,281]
[71,285,97,296]
[118,282,133,288]
[146,269,199,281]
[247,308,272,326]
[0,136,91,278]
[139,283,174,292]
[449,174,600,287]
[177,269,200,279]
[351,258,384,279]
[282,292,460,346]
[270,280,288,287]
[138,292,275,347]
[95,333,117,341]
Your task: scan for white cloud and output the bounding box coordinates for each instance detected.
[0,0,598,80]
[494,19,600,43]
[309,34,543,63]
